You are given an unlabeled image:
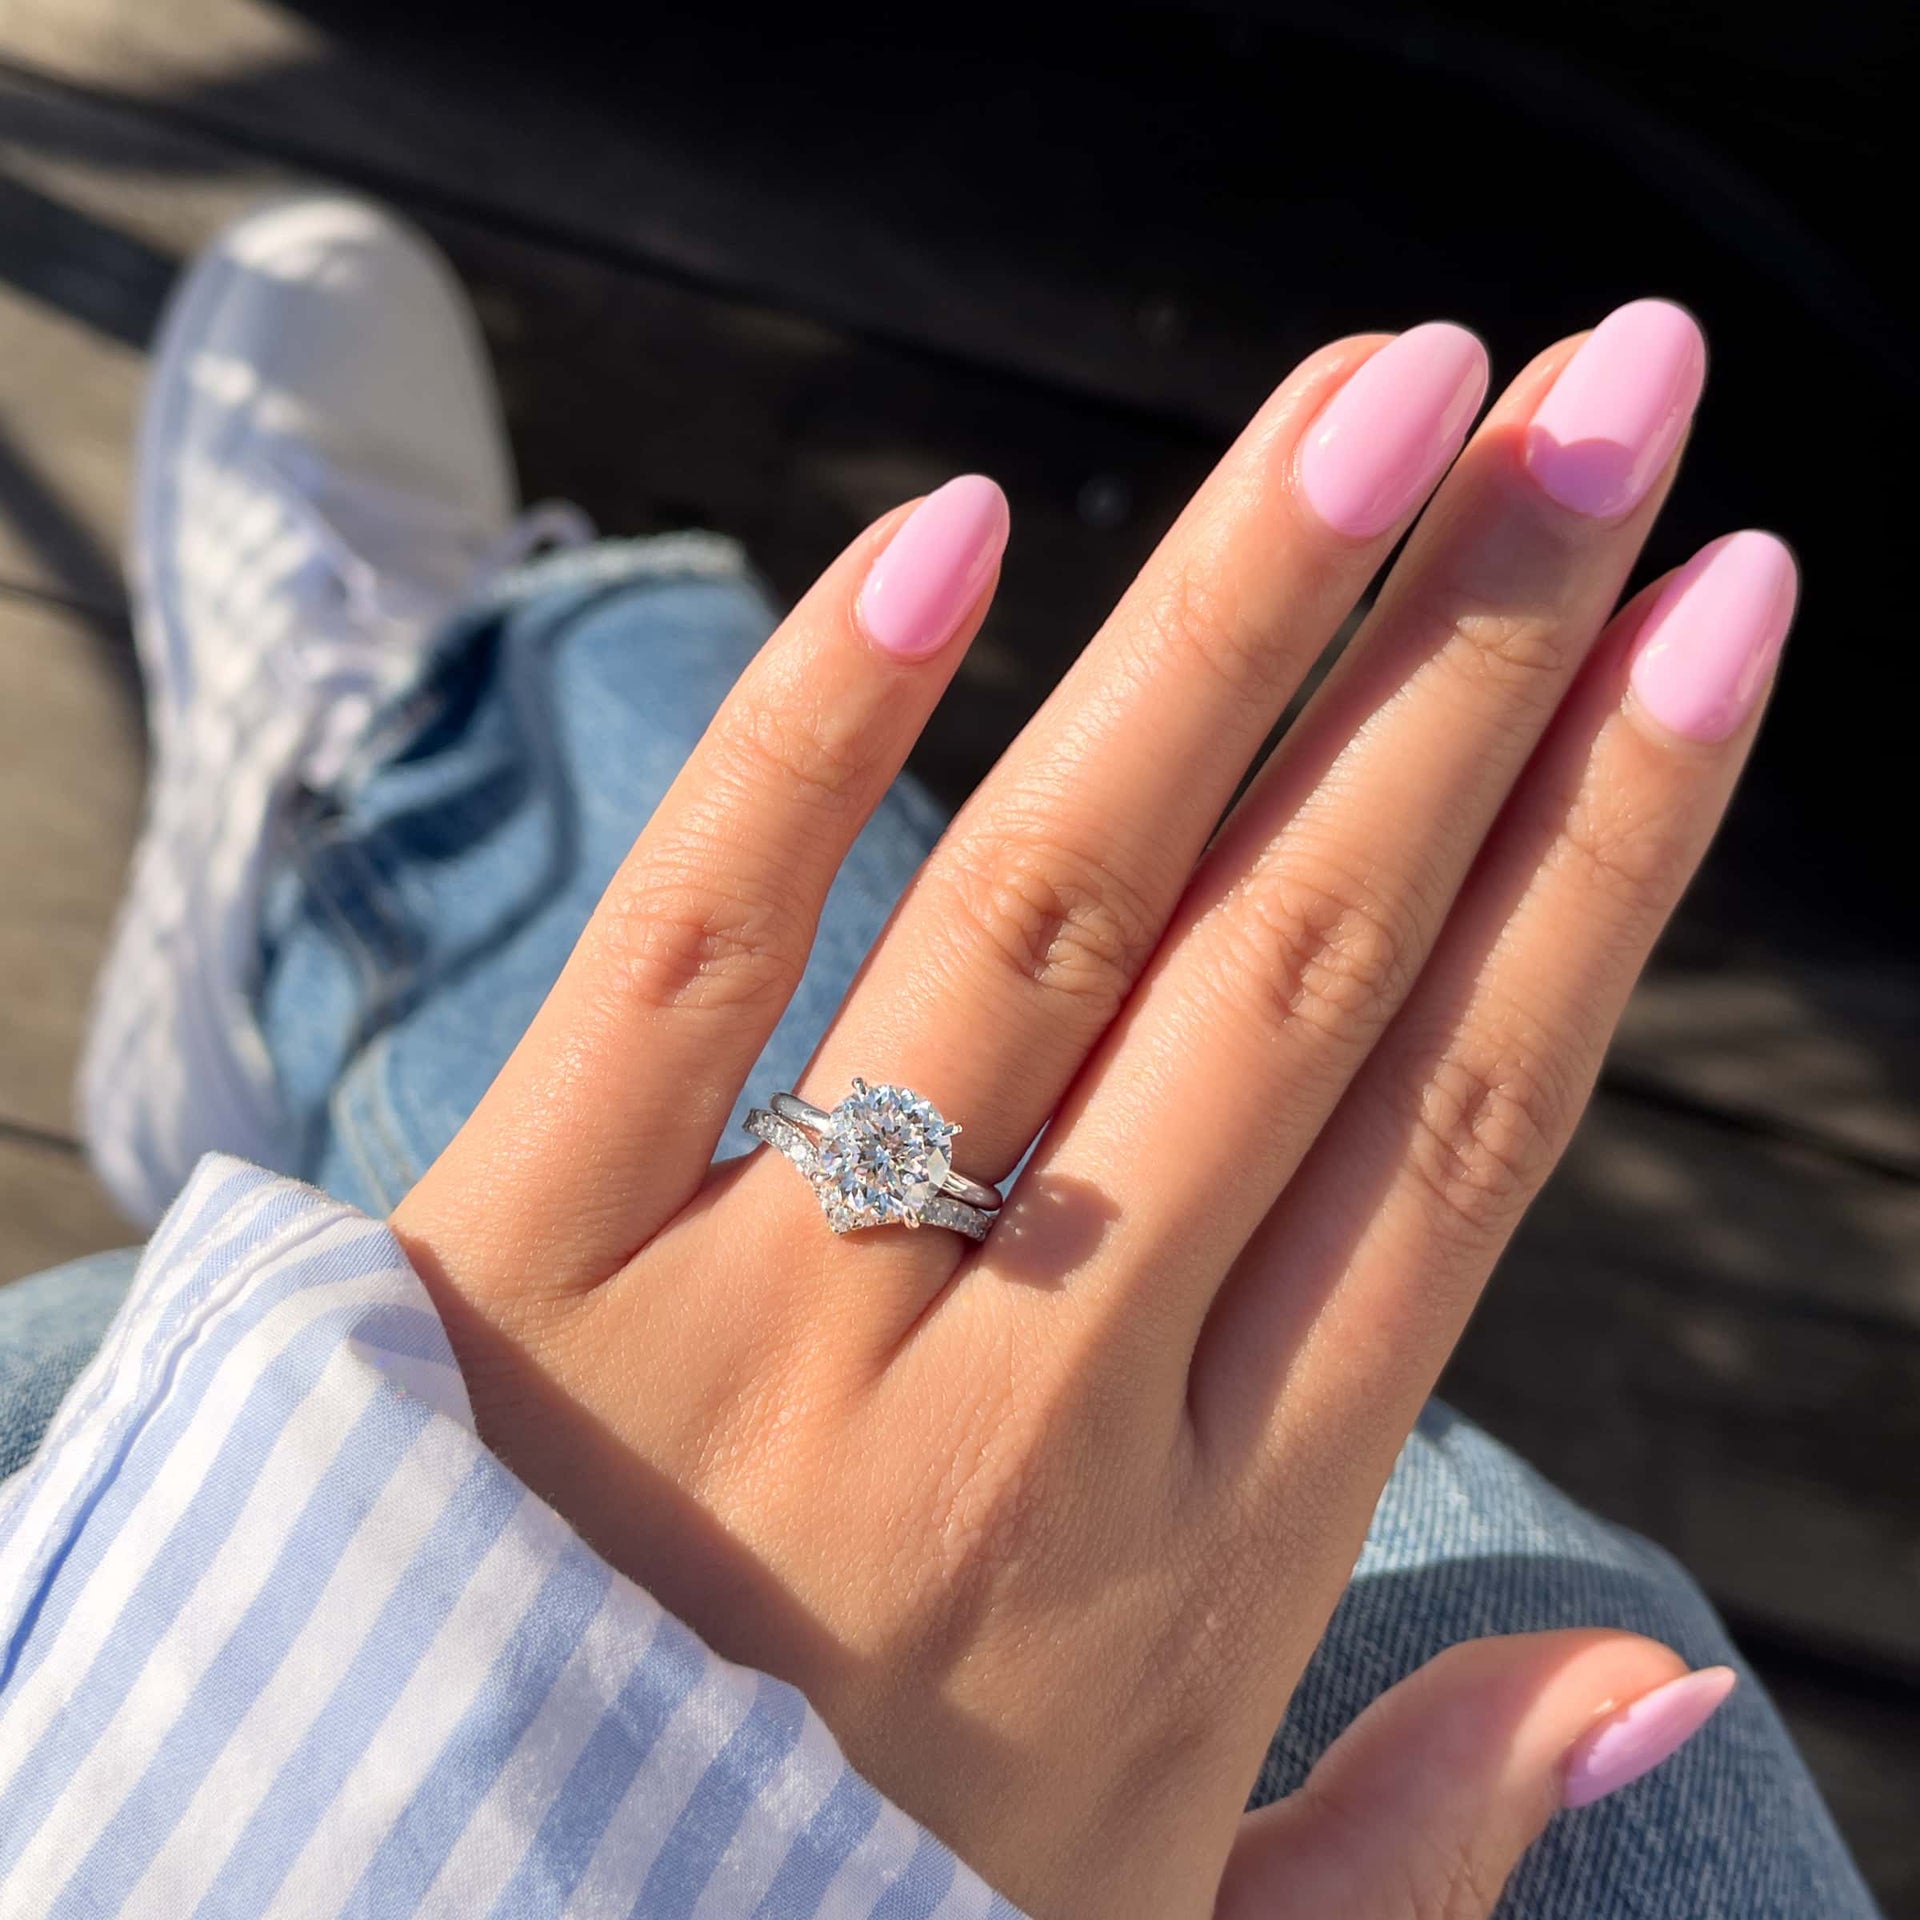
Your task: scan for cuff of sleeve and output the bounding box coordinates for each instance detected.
[0,1155,1022,1919]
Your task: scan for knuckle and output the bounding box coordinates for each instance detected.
[1438,600,1572,695]
[1405,1834,1506,1920]
[1226,858,1413,1048]
[1405,1043,1573,1237]
[941,825,1161,1019]
[1427,1837,1508,1920]
[1302,1771,1503,1920]
[708,696,870,818]
[1550,788,1694,923]
[595,855,805,1016]
[1133,555,1294,705]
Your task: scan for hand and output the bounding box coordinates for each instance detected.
[392,305,1789,1917]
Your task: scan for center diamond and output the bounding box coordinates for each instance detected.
[811,1078,957,1231]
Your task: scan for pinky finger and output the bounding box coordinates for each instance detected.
[1203,530,1797,1449]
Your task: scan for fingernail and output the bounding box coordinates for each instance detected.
[1524,299,1706,519]
[1562,1667,1737,1809]
[1297,323,1490,538]
[1629,531,1798,742]
[858,475,1009,661]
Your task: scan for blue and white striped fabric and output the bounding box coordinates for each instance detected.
[0,1157,1022,1919]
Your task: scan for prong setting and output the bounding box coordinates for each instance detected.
[809,1081,958,1231]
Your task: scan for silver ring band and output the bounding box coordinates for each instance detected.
[745,1106,992,1241]
[769,1093,1003,1212]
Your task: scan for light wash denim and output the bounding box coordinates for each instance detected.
[4,535,1879,1916]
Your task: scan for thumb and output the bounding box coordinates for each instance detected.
[1216,1631,1736,1920]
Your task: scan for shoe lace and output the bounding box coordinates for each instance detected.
[248,435,594,781]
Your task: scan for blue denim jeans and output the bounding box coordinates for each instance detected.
[3,535,1878,1917]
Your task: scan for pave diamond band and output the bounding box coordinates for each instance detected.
[744,1110,993,1241]
[744,1080,999,1241]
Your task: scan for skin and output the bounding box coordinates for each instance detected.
[392,328,1780,1919]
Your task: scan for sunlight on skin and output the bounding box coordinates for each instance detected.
[394,303,1784,1918]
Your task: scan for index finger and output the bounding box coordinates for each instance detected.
[396,477,1009,1296]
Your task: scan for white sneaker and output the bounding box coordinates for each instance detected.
[81,194,589,1225]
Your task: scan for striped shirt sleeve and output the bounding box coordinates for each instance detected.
[0,1156,1024,1920]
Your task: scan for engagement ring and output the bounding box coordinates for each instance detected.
[744,1079,1000,1240]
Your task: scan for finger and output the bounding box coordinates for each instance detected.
[1021,301,1706,1359]
[1203,532,1796,1473]
[788,327,1488,1198]
[396,477,1008,1294]
[1216,1633,1734,1920]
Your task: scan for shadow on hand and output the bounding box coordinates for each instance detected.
[1516,425,1638,511]
[979,1170,1121,1289]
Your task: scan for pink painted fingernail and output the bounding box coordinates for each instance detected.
[857,475,1009,661]
[1525,299,1707,518]
[1629,531,1798,742]
[1562,1667,1737,1809]
[1297,323,1490,538]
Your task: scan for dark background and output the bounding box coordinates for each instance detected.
[286,0,1914,940]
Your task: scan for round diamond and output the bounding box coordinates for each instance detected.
[810,1079,956,1230]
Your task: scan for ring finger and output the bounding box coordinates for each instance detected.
[779,325,1492,1235]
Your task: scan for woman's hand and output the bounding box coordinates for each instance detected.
[391,303,1790,1918]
